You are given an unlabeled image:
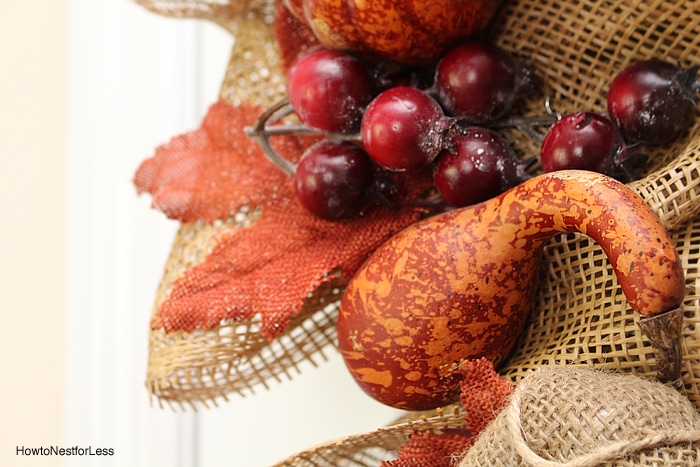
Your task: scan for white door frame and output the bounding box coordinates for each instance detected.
[64,2,231,465]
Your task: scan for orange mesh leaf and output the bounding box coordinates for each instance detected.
[381,430,473,467]
[459,357,514,436]
[134,100,310,223]
[151,197,427,339]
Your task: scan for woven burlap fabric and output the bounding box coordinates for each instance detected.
[138,0,700,415]
[269,406,466,467]
[458,366,700,466]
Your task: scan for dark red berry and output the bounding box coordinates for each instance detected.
[294,140,375,220]
[286,48,375,134]
[607,59,698,145]
[434,127,528,207]
[361,86,445,171]
[540,112,633,180]
[434,41,532,122]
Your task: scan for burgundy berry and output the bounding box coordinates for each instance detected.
[607,59,698,145]
[434,41,532,122]
[286,47,375,134]
[361,86,445,171]
[540,112,634,180]
[294,140,375,220]
[434,127,528,207]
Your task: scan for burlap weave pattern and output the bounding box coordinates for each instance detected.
[268,406,468,467]
[458,366,700,466]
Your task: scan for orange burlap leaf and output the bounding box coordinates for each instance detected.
[152,196,429,339]
[135,100,435,339]
[134,101,310,223]
[459,357,514,436]
[382,359,512,467]
[381,430,473,467]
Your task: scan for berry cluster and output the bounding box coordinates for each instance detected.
[249,42,699,221]
[540,59,699,181]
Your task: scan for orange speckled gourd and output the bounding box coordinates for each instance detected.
[281,0,499,65]
[337,170,685,410]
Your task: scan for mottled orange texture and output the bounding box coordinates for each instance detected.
[281,0,499,64]
[337,170,684,410]
[135,101,436,339]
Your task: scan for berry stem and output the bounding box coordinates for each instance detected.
[487,114,557,144]
[245,99,298,177]
[675,64,699,105]
[247,99,558,176]
[245,98,361,177]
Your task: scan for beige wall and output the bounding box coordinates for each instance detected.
[0,1,66,466]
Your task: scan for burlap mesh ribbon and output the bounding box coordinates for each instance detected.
[135,0,700,464]
[267,408,469,467]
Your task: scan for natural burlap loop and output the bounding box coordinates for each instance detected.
[504,383,700,467]
[458,366,700,466]
[269,406,467,467]
[134,0,272,30]
[136,0,700,416]
[271,359,512,466]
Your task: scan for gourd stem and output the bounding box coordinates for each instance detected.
[637,306,684,386]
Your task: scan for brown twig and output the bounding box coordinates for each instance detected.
[246,98,559,177]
